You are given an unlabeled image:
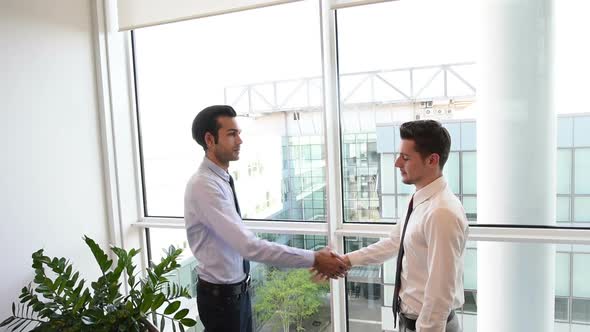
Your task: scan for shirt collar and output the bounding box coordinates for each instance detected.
[412,176,447,207]
[201,156,230,182]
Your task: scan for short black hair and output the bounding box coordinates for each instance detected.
[399,120,451,170]
[191,105,237,151]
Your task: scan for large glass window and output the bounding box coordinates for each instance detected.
[343,238,590,331]
[147,228,330,331]
[336,0,477,223]
[128,0,590,331]
[133,1,326,221]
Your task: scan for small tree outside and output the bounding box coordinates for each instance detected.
[255,269,328,332]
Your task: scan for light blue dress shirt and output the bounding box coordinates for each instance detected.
[184,157,315,284]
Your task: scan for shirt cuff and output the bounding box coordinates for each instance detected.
[346,251,365,266]
[303,249,316,267]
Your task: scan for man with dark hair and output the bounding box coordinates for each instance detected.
[185,105,348,332]
[337,120,469,332]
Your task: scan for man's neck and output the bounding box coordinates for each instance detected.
[206,153,229,171]
[414,173,443,191]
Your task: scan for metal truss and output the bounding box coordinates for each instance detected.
[224,62,476,116]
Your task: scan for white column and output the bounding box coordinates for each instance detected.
[477,0,555,331]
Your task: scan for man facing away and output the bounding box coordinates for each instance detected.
[331,120,469,332]
[184,105,348,332]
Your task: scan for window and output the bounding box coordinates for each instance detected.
[336,0,477,223]
[147,229,329,331]
[133,1,326,221]
[121,0,590,330]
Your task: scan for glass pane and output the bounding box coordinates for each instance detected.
[464,247,477,290]
[148,229,331,331]
[463,196,477,222]
[463,290,478,314]
[557,197,570,223]
[556,252,570,297]
[147,228,204,331]
[573,253,590,298]
[341,236,590,331]
[444,122,461,151]
[574,116,590,147]
[575,149,590,194]
[345,237,390,332]
[572,299,590,324]
[574,197,590,223]
[443,152,460,194]
[461,121,477,151]
[133,1,325,219]
[462,152,477,195]
[557,149,572,194]
[555,297,569,321]
[558,117,573,148]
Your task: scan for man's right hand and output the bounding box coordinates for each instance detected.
[312,247,349,279]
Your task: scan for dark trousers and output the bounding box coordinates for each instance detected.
[196,284,253,332]
[398,311,461,332]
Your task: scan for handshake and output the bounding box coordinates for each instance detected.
[310,247,351,281]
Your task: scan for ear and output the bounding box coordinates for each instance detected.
[429,153,440,168]
[204,132,215,149]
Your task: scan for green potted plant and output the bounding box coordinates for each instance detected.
[0,236,197,332]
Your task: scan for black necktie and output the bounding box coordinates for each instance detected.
[229,175,249,274]
[392,197,414,328]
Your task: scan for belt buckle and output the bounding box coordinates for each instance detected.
[242,274,251,292]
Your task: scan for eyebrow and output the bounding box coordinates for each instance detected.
[226,128,240,134]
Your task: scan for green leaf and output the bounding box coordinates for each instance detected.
[180,318,196,327]
[163,301,181,315]
[151,294,166,311]
[159,315,165,331]
[84,235,113,273]
[140,293,154,313]
[173,309,188,320]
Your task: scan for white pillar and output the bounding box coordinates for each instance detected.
[477,0,555,331]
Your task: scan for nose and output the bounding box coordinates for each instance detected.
[394,155,402,168]
[236,134,243,145]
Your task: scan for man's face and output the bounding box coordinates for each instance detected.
[207,116,242,163]
[394,139,430,186]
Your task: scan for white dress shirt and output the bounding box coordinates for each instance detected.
[347,176,469,332]
[184,157,315,284]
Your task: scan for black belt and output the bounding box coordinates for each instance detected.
[197,275,251,297]
[399,310,455,331]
